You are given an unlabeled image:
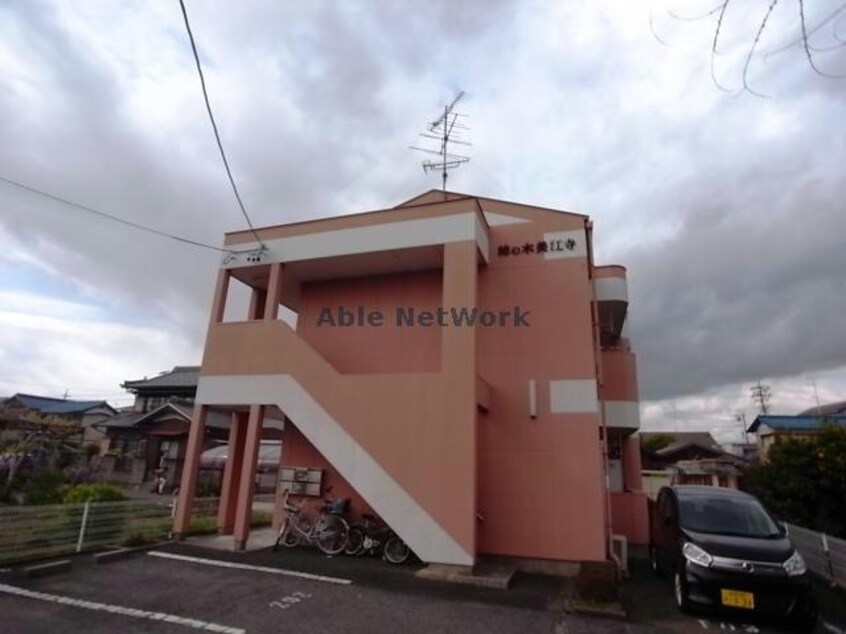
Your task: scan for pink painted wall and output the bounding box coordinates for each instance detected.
[609,492,650,545]
[202,244,480,559]
[622,435,643,491]
[297,271,442,373]
[599,345,639,402]
[474,220,607,562]
[280,425,376,523]
[290,211,610,562]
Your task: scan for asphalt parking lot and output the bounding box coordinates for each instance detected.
[1,544,844,634]
[623,560,846,634]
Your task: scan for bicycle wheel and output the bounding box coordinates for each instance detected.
[282,513,309,548]
[316,514,349,556]
[272,519,289,551]
[384,535,410,564]
[281,524,301,548]
[345,525,365,556]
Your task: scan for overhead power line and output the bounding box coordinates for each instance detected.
[0,175,231,253]
[177,0,265,249]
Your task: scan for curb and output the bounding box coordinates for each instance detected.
[22,559,72,579]
[565,598,628,621]
[94,541,174,565]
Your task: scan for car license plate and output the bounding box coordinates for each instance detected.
[721,589,755,609]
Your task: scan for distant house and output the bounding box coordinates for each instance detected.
[96,366,283,491]
[95,400,232,490]
[797,401,846,417]
[640,431,744,498]
[2,393,116,449]
[747,413,846,461]
[122,366,200,413]
[722,442,759,462]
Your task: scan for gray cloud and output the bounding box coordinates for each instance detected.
[0,0,844,416]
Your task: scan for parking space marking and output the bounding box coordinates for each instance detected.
[269,590,312,611]
[822,622,846,634]
[0,582,245,633]
[697,620,759,633]
[148,551,352,585]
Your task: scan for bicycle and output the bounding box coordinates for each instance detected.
[345,512,411,564]
[273,489,350,556]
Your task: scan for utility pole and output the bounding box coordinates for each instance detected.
[750,381,771,415]
[735,411,749,444]
[811,378,822,415]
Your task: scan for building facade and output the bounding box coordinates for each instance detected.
[96,366,283,489]
[2,393,115,449]
[748,414,846,461]
[173,190,648,567]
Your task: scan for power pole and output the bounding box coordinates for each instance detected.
[735,411,749,444]
[750,381,771,415]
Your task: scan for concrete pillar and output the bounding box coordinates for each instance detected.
[273,421,288,530]
[264,263,283,321]
[172,405,208,538]
[233,405,263,550]
[440,241,478,562]
[622,434,643,492]
[248,288,267,321]
[217,411,247,534]
[210,269,231,325]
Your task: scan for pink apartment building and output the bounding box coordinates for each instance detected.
[173,189,648,571]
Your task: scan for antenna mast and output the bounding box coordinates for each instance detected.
[411,91,471,192]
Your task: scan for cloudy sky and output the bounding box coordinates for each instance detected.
[1,0,844,442]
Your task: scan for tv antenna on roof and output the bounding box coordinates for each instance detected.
[410,90,471,192]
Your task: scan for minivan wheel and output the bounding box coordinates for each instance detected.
[792,602,818,632]
[673,571,691,613]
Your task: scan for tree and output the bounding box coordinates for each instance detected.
[0,405,81,501]
[743,423,846,538]
[653,1,846,97]
[641,433,676,455]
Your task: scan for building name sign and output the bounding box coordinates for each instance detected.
[316,306,530,328]
[497,238,576,257]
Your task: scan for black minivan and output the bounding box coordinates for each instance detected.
[650,486,816,628]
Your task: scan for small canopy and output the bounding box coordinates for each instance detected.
[200,441,281,470]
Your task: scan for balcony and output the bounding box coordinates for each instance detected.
[594,265,628,344]
[599,340,640,432]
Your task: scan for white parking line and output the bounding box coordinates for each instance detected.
[822,621,846,634]
[0,583,245,633]
[148,551,353,585]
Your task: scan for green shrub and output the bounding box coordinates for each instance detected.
[22,470,66,505]
[196,482,220,498]
[62,484,125,504]
[250,511,272,527]
[121,533,151,548]
[186,516,217,536]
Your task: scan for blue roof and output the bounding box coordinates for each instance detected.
[9,393,114,415]
[748,415,846,433]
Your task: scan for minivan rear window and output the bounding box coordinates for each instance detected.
[677,495,780,538]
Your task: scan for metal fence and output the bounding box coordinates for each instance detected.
[786,522,846,589]
[0,497,220,566]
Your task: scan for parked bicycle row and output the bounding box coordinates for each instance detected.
[272,489,412,564]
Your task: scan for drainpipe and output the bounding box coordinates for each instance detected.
[586,220,618,576]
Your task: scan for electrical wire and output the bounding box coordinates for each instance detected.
[0,378,125,392]
[177,0,265,249]
[0,175,232,253]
